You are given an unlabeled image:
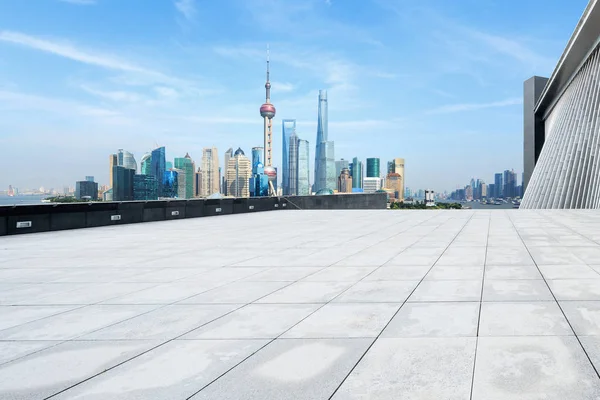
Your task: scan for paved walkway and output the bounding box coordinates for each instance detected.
[2,210,600,399]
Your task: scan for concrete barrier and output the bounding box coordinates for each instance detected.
[0,193,385,236]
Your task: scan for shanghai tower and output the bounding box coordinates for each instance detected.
[314,90,335,192]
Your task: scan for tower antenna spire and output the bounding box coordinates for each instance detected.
[265,44,271,102]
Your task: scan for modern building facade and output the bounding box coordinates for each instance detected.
[222,148,233,195]
[133,175,158,200]
[227,148,252,198]
[109,154,117,189]
[112,165,134,201]
[351,157,363,189]
[314,90,335,191]
[366,158,380,178]
[163,170,178,198]
[363,177,382,193]
[140,153,152,176]
[201,147,220,197]
[117,149,137,172]
[335,159,350,178]
[150,146,166,196]
[75,180,98,200]
[522,0,600,208]
[174,154,194,199]
[288,134,299,196]
[386,173,403,201]
[338,168,352,193]
[297,139,310,196]
[282,119,296,195]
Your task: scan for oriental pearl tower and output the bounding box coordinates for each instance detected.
[259,46,277,195]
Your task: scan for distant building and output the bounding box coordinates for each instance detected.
[112,166,134,201]
[465,185,473,201]
[366,158,380,178]
[481,182,488,198]
[163,170,178,198]
[140,153,152,176]
[282,119,296,195]
[425,190,435,207]
[227,148,252,198]
[338,168,352,193]
[335,159,349,179]
[386,173,403,200]
[222,148,233,195]
[503,170,517,198]
[174,153,194,199]
[494,173,503,198]
[109,154,117,188]
[297,139,310,196]
[314,90,335,192]
[201,147,220,197]
[85,176,94,183]
[117,149,137,172]
[195,168,202,197]
[352,157,363,189]
[288,134,299,195]
[75,180,98,200]
[363,177,382,193]
[133,175,158,200]
[150,147,166,196]
[387,158,405,200]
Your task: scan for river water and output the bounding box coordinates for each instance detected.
[0,195,50,206]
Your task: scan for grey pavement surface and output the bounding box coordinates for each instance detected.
[2,209,600,399]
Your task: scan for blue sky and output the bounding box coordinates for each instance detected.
[0,0,589,192]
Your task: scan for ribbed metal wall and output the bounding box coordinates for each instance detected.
[522,44,600,209]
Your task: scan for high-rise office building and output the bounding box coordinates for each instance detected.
[117,149,137,172]
[259,48,276,193]
[494,173,503,198]
[85,176,94,183]
[174,153,194,199]
[352,157,363,189]
[166,161,173,170]
[387,158,405,201]
[335,159,349,178]
[386,173,403,200]
[503,170,517,198]
[227,148,252,198]
[314,90,335,191]
[338,168,352,193]
[109,154,117,188]
[112,165,134,201]
[201,147,220,197]
[297,139,310,196]
[133,175,158,200]
[488,184,495,199]
[387,161,394,175]
[363,177,383,193]
[150,146,166,196]
[251,147,264,171]
[195,168,202,197]
[366,158,380,178]
[140,153,152,176]
[75,180,98,200]
[163,170,178,198]
[250,147,268,197]
[282,119,296,195]
[288,134,299,195]
[222,148,233,195]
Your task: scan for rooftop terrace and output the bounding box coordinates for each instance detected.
[2,209,600,399]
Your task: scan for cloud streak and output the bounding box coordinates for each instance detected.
[174,0,196,21]
[426,98,522,114]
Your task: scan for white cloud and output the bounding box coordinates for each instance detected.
[175,0,196,21]
[58,0,96,5]
[79,84,143,103]
[271,81,295,92]
[426,98,522,114]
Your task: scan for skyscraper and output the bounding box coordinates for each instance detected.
[314,90,335,191]
[251,147,264,171]
[133,175,158,200]
[227,148,252,198]
[259,46,276,194]
[163,170,178,198]
[222,148,233,195]
[288,133,299,195]
[85,176,94,183]
[75,180,98,200]
[363,177,382,193]
[335,159,349,178]
[392,158,405,201]
[366,158,380,178]
[112,165,134,201]
[338,168,352,193]
[140,153,152,176]
[117,149,137,172]
[195,168,202,197]
[201,147,220,197]
[109,154,117,188]
[494,173,503,198]
[150,146,166,196]
[282,119,296,195]
[352,157,363,189]
[174,153,194,199]
[297,139,310,196]
[503,170,517,198]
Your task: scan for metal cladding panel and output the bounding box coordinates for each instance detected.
[522,44,600,209]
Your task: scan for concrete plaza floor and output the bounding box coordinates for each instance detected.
[2,209,600,399]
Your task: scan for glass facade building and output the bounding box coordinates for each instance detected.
[282,119,296,195]
[297,139,310,195]
[163,170,178,198]
[366,158,380,178]
[352,157,363,189]
[75,180,98,200]
[174,155,194,199]
[133,174,158,200]
[140,153,152,176]
[335,159,349,178]
[314,90,332,192]
[150,147,166,196]
[112,165,134,201]
[288,134,299,195]
[117,149,137,172]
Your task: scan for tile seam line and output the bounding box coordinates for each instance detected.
[506,209,600,381]
[327,211,477,400]
[183,212,448,399]
[469,210,491,400]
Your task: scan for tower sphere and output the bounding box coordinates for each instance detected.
[260,103,276,119]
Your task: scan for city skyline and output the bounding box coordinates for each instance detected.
[0,0,587,192]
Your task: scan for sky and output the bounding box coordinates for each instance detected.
[0,0,590,193]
